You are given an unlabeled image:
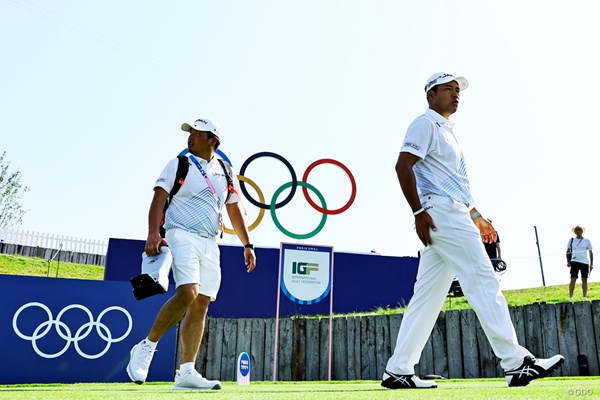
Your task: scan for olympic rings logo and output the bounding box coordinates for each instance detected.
[12,302,132,360]
[219,151,356,240]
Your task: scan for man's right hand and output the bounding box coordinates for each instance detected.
[145,232,167,256]
[415,212,436,246]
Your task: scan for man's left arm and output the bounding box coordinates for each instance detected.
[589,249,594,270]
[226,202,256,272]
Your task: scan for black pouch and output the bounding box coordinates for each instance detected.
[130,273,168,300]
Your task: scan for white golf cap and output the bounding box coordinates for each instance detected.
[424,72,468,93]
[181,117,222,142]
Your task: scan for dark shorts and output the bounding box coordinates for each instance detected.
[570,261,589,279]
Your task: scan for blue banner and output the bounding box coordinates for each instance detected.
[104,238,419,318]
[0,275,176,384]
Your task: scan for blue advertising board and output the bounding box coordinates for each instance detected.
[0,274,176,384]
[104,238,419,318]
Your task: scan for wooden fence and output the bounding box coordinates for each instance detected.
[177,301,600,381]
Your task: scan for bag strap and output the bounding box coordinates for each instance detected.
[160,156,189,238]
[217,158,236,203]
[569,238,574,251]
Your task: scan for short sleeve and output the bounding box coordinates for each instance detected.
[154,158,178,194]
[400,117,434,159]
[226,168,242,205]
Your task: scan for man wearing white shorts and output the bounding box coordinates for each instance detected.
[382,73,564,389]
[126,117,256,390]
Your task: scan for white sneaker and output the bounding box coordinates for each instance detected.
[505,355,564,387]
[126,340,156,384]
[172,369,221,390]
[381,370,438,389]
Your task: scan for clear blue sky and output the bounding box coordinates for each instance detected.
[1,0,599,290]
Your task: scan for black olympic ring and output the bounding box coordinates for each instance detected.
[216,150,356,239]
[238,152,356,214]
[239,152,298,210]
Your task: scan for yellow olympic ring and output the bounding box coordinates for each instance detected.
[220,175,265,235]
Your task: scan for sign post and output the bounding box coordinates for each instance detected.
[273,243,334,381]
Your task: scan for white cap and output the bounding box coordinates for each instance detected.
[424,72,468,93]
[181,117,222,142]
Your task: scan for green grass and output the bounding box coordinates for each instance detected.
[1,378,599,400]
[440,282,599,311]
[0,253,104,280]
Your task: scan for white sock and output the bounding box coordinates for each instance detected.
[143,338,158,350]
[180,362,195,375]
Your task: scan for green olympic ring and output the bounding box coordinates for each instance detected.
[190,148,355,240]
[270,181,327,240]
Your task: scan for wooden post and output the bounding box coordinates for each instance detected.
[573,301,599,375]
[250,318,266,380]
[263,318,275,381]
[445,309,463,378]
[360,316,376,380]
[346,317,360,380]
[333,317,348,380]
[432,311,448,377]
[374,315,390,380]
[556,302,579,376]
[461,309,480,378]
[292,318,306,381]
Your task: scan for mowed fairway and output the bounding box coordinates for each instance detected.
[1,378,599,400]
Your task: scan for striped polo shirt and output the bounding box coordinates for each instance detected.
[154,155,240,237]
[400,108,474,207]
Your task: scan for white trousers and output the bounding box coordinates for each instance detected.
[386,194,531,375]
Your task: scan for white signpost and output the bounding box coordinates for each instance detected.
[273,242,334,381]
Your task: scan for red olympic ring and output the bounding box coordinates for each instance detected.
[238,152,356,215]
[302,159,357,215]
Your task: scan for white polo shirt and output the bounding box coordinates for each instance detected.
[567,237,593,265]
[154,155,241,236]
[400,109,474,207]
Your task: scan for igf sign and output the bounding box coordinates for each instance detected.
[280,243,332,305]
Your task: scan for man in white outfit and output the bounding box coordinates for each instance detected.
[382,73,564,389]
[566,225,593,300]
[126,117,256,390]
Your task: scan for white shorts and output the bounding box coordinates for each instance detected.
[165,228,221,301]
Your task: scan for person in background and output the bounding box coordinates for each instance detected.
[566,225,593,301]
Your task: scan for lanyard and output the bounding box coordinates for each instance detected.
[188,156,219,202]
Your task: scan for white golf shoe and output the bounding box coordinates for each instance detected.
[505,354,565,387]
[381,370,438,389]
[172,369,222,390]
[126,340,156,384]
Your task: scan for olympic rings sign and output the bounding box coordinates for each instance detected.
[12,302,132,360]
[180,149,357,239]
[220,151,356,239]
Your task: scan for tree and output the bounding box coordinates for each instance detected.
[0,151,29,229]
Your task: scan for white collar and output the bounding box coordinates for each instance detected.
[425,108,455,128]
